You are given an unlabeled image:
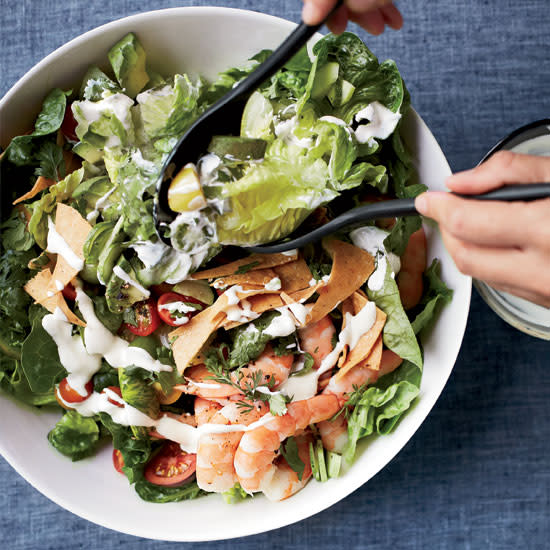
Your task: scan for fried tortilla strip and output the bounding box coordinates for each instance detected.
[336,335,383,381]
[307,239,375,324]
[171,288,270,373]
[273,257,314,293]
[47,203,92,294]
[191,250,299,280]
[24,268,85,326]
[213,268,278,290]
[222,283,323,330]
[337,305,386,379]
[13,176,55,205]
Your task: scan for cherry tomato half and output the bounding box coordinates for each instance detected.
[123,298,160,336]
[61,282,77,301]
[144,441,196,486]
[60,104,78,142]
[157,292,205,327]
[103,386,124,408]
[112,449,125,474]
[58,377,93,404]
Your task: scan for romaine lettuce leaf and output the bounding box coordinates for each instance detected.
[367,266,423,369]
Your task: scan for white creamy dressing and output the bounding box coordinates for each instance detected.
[87,186,116,222]
[274,116,312,148]
[279,301,377,400]
[75,287,172,373]
[112,265,150,298]
[264,277,282,291]
[77,93,134,148]
[54,280,64,291]
[185,380,222,390]
[131,239,167,269]
[354,101,402,146]
[350,226,401,291]
[42,308,101,396]
[46,217,84,271]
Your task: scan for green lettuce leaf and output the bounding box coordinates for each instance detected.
[367,266,422,369]
[343,360,420,461]
[27,167,85,249]
[99,413,151,484]
[134,480,204,503]
[20,312,66,394]
[48,410,100,461]
[136,73,206,140]
[412,259,453,335]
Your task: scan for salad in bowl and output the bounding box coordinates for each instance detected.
[0,8,465,538]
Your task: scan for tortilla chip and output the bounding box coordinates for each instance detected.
[13,176,55,205]
[47,203,92,294]
[336,335,383,381]
[337,306,386,378]
[24,268,85,326]
[171,288,271,373]
[191,251,299,280]
[222,283,323,330]
[273,257,314,293]
[213,268,278,290]
[307,239,375,324]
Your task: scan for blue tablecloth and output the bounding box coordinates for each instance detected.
[1,1,549,548]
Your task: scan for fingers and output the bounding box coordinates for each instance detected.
[302,1,403,35]
[326,4,349,34]
[447,151,550,194]
[415,192,530,248]
[302,0,341,25]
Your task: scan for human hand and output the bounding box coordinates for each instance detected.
[415,151,550,307]
[302,0,403,35]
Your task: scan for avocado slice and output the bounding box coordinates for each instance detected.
[73,141,103,164]
[171,279,215,305]
[208,136,267,160]
[105,257,149,313]
[108,33,150,99]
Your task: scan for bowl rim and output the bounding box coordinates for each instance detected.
[0,6,472,541]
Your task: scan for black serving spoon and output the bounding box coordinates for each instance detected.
[154,0,344,237]
[244,183,550,253]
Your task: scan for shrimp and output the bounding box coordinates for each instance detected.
[298,315,336,369]
[397,227,427,310]
[178,345,293,399]
[234,393,340,496]
[318,412,349,453]
[318,349,404,452]
[196,399,267,493]
[236,344,293,389]
[261,432,313,501]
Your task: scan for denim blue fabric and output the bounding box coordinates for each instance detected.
[1,1,549,548]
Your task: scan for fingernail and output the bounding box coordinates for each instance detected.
[415,193,429,215]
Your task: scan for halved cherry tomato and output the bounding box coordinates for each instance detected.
[144,441,196,486]
[157,292,205,327]
[123,298,160,336]
[112,449,125,474]
[58,377,93,404]
[61,282,77,301]
[60,103,78,142]
[103,386,124,408]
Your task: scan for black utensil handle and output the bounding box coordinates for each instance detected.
[216,0,343,107]
[456,182,550,202]
[247,182,550,253]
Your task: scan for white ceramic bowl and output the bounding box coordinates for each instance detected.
[0,7,471,542]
